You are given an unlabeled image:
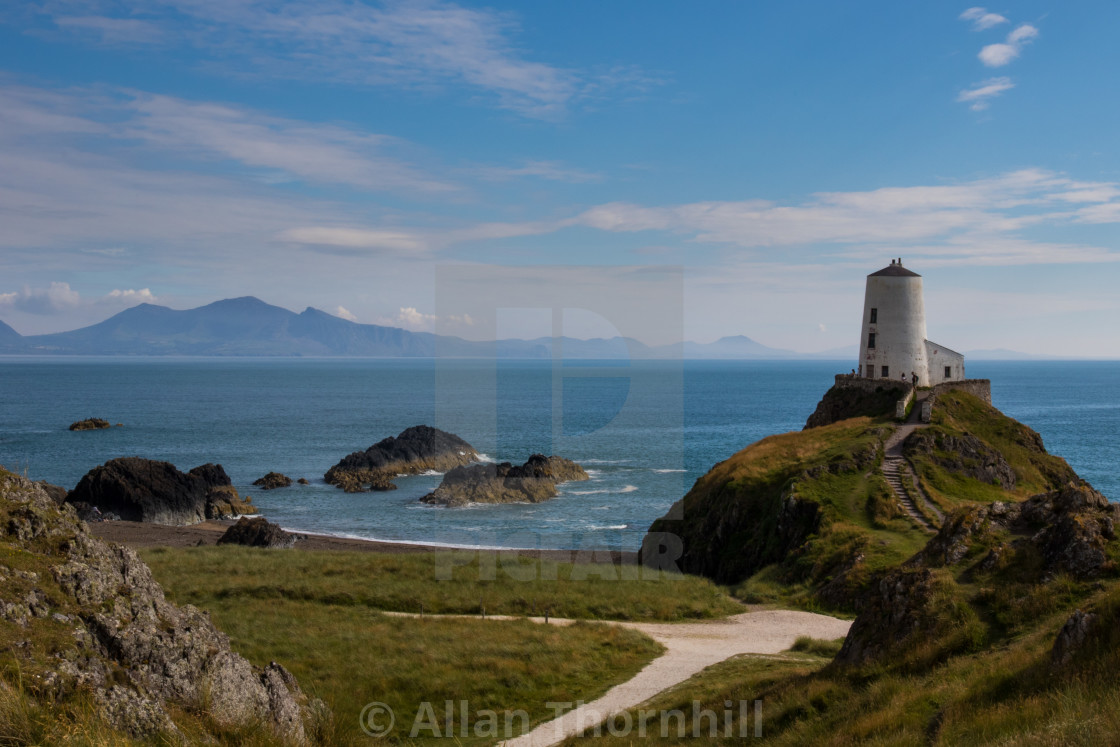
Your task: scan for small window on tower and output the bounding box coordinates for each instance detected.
[945,366,952,380]
[881,365,889,378]
[868,333,876,349]
[870,308,878,323]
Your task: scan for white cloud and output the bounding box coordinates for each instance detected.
[510,170,1120,266]
[103,288,157,305]
[123,93,455,193]
[279,227,429,254]
[334,306,358,322]
[34,1,655,118]
[373,306,473,332]
[1008,24,1040,44]
[959,7,1008,31]
[0,282,81,315]
[376,306,437,331]
[957,77,1015,110]
[477,160,602,183]
[53,15,164,44]
[979,23,1038,67]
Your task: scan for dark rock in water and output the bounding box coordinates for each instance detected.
[297,478,310,485]
[253,472,293,490]
[421,454,589,507]
[67,458,258,525]
[325,425,480,493]
[188,462,232,487]
[217,516,297,549]
[0,469,317,741]
[69,417,112,431]
[205,486,257,520]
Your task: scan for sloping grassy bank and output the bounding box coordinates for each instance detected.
[141,545,741,743]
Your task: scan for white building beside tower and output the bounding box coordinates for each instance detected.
[857,259,964,386]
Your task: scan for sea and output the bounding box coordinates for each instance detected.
[1,358,1117,551]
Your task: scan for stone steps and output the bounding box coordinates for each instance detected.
[882,456,938,533]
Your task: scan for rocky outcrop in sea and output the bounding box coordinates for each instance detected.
[254,471,293,490]
[0,468,317,742]
[324,425,479,493]
[69,418,113,431]
[420,454,589,507]
[67,458,258,525]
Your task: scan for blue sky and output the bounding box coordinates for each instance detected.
[1,1,1119,355]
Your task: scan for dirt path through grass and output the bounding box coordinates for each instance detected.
[389,609,851,747]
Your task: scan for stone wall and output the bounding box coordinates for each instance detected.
[831,373,911,395]
[931,379,992,405]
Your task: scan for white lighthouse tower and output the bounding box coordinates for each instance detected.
[857,259,964,386]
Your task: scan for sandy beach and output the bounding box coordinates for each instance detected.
[89,519,639,564]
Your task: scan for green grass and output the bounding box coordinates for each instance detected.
[139,546,743,621]
[789,636,845,658]
[139,545,736,743]
[559,586,1120,746]
[909,391,1079,510]
[181,596,662,745]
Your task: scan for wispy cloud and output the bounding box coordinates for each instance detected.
[124,93,455,193]
[959,7,1008,31]
[28,1,656,118]
[373,306,473,332]
[979,23,1039,67]
[957,77,1014,110]
[476,160,602,183]
[52,15,164,44]
[277,227,429,254]
[461,170,1120,267]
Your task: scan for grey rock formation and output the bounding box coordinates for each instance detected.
[325,425,479,493]
[254,471,293,490]
[218,516,298,548]
[1051,609,1099,670]
[67,458,257,525]
[69,418,112,431]
[420,454,589,507]
[0,468,316,742]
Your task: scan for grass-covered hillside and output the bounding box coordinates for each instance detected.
[643,386,1086,613]
[575,481,1120,745]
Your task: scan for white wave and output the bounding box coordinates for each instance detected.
[567,485,638,496]
[279,527,536,551]
[474,453,498,463]
[419,469,445,476]
[652,469,686,473]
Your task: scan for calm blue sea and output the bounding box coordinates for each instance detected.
[1,358,1116,550]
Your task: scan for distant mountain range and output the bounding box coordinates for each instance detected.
[0,297,1044,360]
